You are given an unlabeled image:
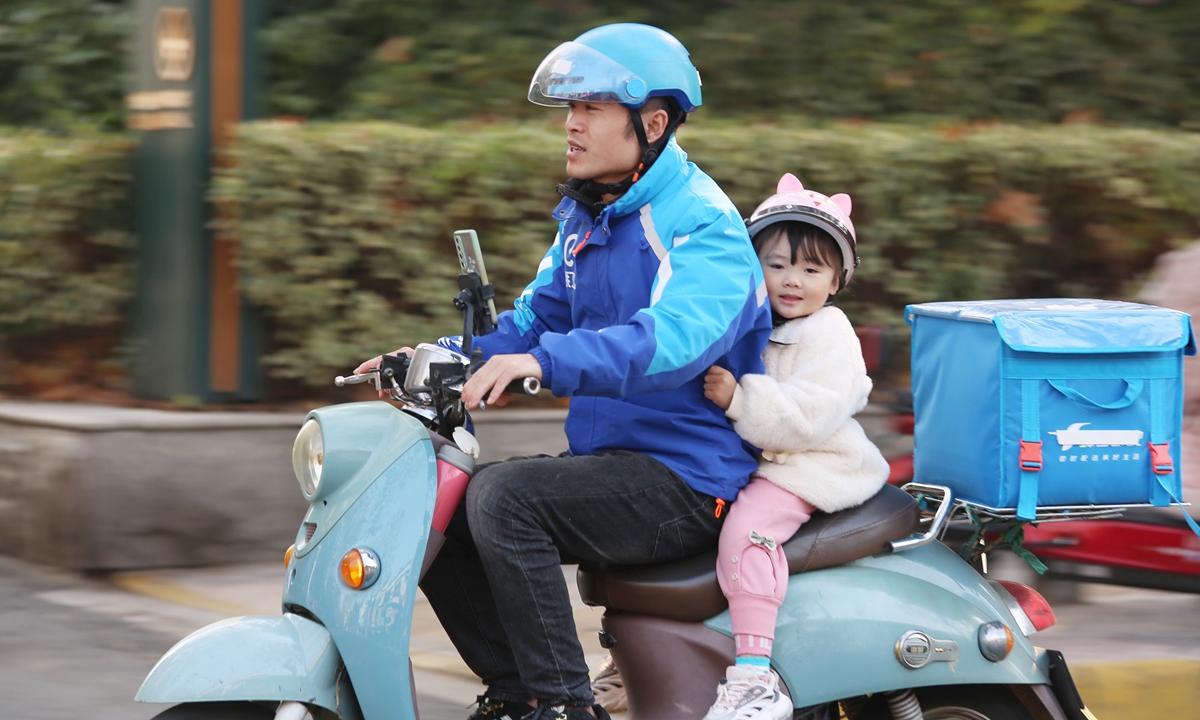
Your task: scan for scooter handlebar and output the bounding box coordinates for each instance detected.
[505,377,541,395]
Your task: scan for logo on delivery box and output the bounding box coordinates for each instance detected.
[1049,423,1144,451]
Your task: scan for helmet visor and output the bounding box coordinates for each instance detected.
[528,42,649,107]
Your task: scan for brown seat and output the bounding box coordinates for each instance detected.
[577,484,920,622]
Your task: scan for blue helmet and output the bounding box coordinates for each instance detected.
[528,24,703,113]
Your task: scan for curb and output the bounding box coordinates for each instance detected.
[1074,660,1200,719]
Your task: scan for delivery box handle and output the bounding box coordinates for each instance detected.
[1047,378,1143,410]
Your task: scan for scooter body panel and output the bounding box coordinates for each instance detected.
[294,402,432,558]
[135,613,362,719]
[136,402,436,720]
[282,420,437,720]
[704,542,1048,706]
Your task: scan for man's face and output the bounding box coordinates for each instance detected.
[564,101,642,184]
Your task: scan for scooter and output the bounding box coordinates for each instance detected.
[136,259,1097,720]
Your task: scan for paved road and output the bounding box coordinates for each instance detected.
[0,556,176,720]
[0,554,604,720]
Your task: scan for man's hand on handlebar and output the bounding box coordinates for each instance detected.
[355,347,413,398]
[462,353,542,410]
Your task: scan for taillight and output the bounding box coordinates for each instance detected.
[995,580,1056,633]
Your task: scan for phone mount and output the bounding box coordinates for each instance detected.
[454,271,497,356]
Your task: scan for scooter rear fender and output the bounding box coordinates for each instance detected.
[704,542,1050,706]
[135,613,362,720]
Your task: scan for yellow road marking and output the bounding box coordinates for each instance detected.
[112,572,259,618]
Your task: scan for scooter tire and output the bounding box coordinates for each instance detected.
[149,701,277,720]
[851,685,1033,720]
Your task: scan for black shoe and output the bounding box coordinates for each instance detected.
[795,702,834,720]
[468,695,534,720]
[525,704,613,720]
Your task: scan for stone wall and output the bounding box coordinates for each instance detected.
[0,402,567,570]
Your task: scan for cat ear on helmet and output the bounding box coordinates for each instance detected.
[831,193,852,216]
[777,173,804,193]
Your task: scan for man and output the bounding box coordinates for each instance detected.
[364,23,771,720]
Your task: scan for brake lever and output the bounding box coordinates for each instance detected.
[335,370,382,391]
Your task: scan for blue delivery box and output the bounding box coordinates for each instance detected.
[906,299,1196,520]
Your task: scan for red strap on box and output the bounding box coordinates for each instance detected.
[1019,440,1043,471]
[1150,442,1174,475]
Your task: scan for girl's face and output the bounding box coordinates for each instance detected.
[759,233,840,320]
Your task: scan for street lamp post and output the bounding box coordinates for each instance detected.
[127,0,265,402]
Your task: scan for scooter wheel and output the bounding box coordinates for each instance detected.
[850,685,1033,720]
[149,701,277,720]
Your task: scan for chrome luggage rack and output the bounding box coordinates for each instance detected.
[891,482,1191,569]
[949,500,1129,525]
[949,498,1188,526]
[886,482,1186,554]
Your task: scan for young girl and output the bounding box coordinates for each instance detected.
[700,173,890,720]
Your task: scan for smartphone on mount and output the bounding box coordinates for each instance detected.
[453,229,498,327]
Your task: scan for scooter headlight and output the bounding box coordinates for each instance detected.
[292,419,324,498]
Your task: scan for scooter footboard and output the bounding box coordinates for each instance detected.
[136,613,361,720]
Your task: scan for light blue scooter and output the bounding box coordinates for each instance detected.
[136,267,1095,720]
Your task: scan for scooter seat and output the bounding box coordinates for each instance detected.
[576,484,919,623]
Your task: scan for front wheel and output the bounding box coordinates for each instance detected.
[853,685,1035,720]
[150,701,276,720]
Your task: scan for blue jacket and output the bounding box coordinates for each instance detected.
[476,138,772,500]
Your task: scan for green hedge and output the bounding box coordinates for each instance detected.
[263,0,1200,128]
[0,130,133,345]
[218,120,1200,387]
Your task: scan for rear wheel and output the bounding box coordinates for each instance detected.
[850,685,1034,720]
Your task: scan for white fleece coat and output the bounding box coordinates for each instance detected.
[725,306,890,513]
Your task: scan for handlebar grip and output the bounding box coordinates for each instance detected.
[505,377,541,395]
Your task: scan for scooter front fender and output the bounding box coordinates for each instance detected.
[705,542,1049,706]
[136,613,362,720]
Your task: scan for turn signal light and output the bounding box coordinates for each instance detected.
[978,621,1015,662]
[339,547,380,590]
[284,544,295,568]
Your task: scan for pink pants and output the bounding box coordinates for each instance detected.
[717,477,815,643]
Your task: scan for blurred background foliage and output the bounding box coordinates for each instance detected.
[0,0,127,129]
[2,0,1200,129]
[260,0,1200,127]
[215,120,1200,386]
[0,130,133,395]
[2,0,1200,396]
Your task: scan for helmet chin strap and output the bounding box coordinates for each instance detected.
[582,106,678,197]
[558,104,688,211]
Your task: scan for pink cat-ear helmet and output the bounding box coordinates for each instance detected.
[746,173,859,286]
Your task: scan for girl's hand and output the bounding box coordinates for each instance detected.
[703,366,737,410]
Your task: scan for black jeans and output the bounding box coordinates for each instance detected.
[419,451,725,707]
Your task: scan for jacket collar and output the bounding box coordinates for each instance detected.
[609,136,688,216]
[768,312,815,346]
[769,306,845,345]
